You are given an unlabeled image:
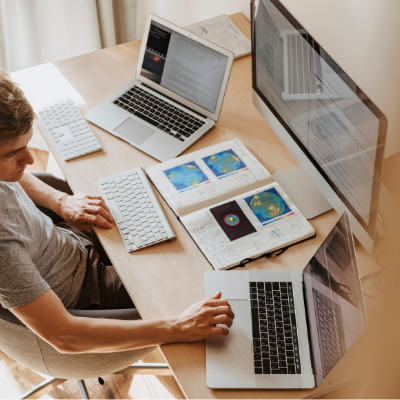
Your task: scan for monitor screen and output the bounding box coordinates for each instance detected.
[303,211,367,385]
[251,0,387,251]
[140,20,229,114]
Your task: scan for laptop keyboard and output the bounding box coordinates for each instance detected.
[113,85,206,142]
[312,288,345,375]
[250,281,301,375]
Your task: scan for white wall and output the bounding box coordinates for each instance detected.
[136,0,250,37]
[280,0,400,158]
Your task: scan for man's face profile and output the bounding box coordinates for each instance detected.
[0,129,34,182]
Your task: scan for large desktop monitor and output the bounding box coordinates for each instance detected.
[251,0,387,253]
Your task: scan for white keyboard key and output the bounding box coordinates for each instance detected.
[155,232,162,241]
[107,199,124,224]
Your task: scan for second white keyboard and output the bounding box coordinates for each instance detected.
[99,167,176,252]
[37,97,102,161]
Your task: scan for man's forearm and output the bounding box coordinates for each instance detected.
[57,314,178,354]
[14,290,177,353]
[18,172,66,214]
[57,301,229,354]
[13,290,232,354]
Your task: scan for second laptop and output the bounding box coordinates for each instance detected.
[85,14,234,162]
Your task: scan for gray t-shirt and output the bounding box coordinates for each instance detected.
[0,182,87,309]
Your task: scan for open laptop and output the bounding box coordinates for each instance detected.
[205,211,367,389]
[85,14,234,162]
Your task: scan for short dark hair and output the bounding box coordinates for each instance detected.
[0,70,35,141]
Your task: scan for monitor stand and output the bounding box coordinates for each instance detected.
[273,166,332,219]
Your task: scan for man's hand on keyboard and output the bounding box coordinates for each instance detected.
[171,292,235,342]
[59,193,114,230]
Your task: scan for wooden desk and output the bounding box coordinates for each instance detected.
[13,13,382,399]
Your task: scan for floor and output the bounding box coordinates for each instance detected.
[0,348,184,399]
[0,148,184,399]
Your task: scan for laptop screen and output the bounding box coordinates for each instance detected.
[139,20,230,114]
[303,212,367,385]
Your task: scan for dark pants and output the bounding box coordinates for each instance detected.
[32,172,134,310]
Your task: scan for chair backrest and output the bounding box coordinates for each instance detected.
[0,305,153,379]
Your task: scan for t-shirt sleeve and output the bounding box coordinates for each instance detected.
[0,237,50,309]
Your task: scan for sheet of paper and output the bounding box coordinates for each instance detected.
[146,138,273,216]
[181,182,315,270]
[186,14,251,59]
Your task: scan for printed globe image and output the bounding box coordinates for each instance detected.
[249,191,286,219]
[165,162,208,191]
[204,149,246,176]
[224,214,240,226]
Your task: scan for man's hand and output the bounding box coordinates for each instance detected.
[18,173,114,230]
[171,292,235,342]
[58,193,114,230]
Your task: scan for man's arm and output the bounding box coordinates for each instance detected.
[11,289,234,354]
[18,172,114,229]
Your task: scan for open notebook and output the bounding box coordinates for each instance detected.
[146,139,315,270]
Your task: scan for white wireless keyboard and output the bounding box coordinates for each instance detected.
[37,98,102,161]
[99,167,176,252]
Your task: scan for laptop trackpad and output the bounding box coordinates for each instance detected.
[207,299,252,355]
[114,117,155,145]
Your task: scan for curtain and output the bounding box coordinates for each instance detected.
[0,0,249,72]
[0,0,138,72]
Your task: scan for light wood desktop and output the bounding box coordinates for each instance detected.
[13,13,383,399]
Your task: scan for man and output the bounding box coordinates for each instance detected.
[0,70,234,354]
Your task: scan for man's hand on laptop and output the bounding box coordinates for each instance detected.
[171,292,234,342]
[58,193,114,230]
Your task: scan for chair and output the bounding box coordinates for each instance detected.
[0,305,171,399]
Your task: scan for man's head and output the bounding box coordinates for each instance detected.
[0,71,35,182]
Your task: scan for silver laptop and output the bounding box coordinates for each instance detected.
[205,211,367,389]
[85,14,234,162]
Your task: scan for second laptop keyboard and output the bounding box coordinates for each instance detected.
[113,85,206,142]
[99,167,176,252]
[312,288,345,376]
